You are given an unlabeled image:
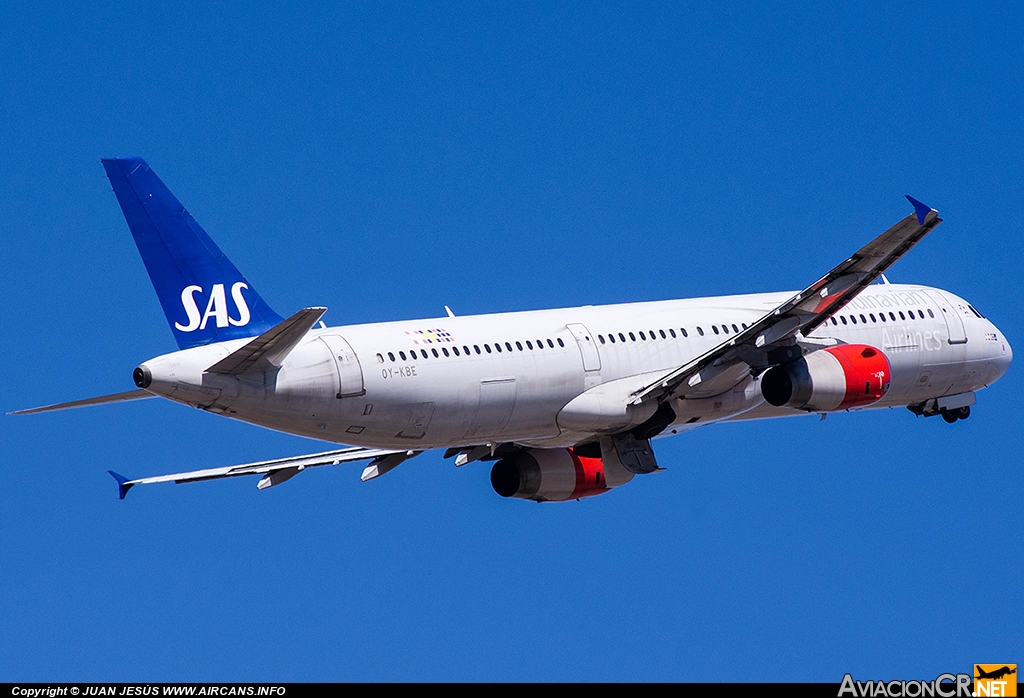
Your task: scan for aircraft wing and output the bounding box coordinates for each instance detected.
[108,446,422,499]
[630,196,942,405]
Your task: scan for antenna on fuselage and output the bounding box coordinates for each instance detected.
[879,274,891,285]
[444,305,456,318]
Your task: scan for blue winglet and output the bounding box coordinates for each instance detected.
[905,195,933,225]
[108,471,134,500]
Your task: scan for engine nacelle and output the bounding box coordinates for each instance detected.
[490,447,634,502]
[761,344,891,412]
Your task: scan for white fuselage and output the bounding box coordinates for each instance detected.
[137,283,1012,450]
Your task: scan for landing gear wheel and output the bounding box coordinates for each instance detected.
[953,405,971,420]
[942,410,958,424]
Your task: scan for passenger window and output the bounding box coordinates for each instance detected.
[516,341,523,351]
[442,347,449,357]
[376,353,384,363]
[732,324,739,333]
[495,343,502,353]
[474,345,481,355]
[505,342,512,352]
[388,352,396,362]
[712,326,720,335]
[432,348,439,358]
[899,312,906,320]
[841,316,848,325]
[526,340,534,349]
[669,329,677,338]
[869,314,876,322]
[697,327,704,336]
[557,338,565,347]
[485,344,492,353]
[422,350,430,359]
[851,316,857,324]
[609,334,616,343]
[399,351,407,360]
[928,309,935,318]
[639,331,646,340]
[681,328,688,337]
[453,347,460,356]
[889,312,896,321]
[628,332,636,341]
[660,329,667,339]
[618,333,625,342]
[598,335,605,344]
[547,339,555,348]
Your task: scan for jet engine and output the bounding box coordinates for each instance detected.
[490,447,634,502]
[760,344,891,412]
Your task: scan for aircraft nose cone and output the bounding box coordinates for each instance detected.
[989,326,1013,382]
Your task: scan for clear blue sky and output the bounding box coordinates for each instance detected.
[2,1,1021,682]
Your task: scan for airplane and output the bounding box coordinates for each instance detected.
[975,666,1017,681]
[13,158,1013,502]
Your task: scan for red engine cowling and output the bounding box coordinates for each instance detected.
[490,447,634,502]
[760,344,891,412]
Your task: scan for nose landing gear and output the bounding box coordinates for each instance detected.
[907,393,976,423]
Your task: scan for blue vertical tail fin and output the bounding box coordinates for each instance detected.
[101,157,284,349]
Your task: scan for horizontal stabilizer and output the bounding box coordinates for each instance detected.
[205,307,327,375]
[111,446,421,498]
[10,389,154,415]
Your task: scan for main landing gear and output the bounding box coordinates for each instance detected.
[941,406,971,423]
